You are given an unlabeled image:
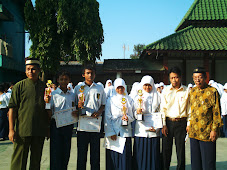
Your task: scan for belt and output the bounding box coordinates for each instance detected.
[167,117,187,122]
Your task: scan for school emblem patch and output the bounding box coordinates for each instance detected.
[97,93,100,99]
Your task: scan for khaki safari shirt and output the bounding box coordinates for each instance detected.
[188,85,222,142]
[8,78,48,137]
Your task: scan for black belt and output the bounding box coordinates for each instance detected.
[167,117,187,122]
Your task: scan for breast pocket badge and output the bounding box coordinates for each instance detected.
[97,93,100,100]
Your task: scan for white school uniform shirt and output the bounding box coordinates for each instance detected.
[221,92,227,116]
[0,93,9,108]
[160,84,190,126]
[134,91,161,138]
[104,94,135,138]
[50,88,76,119]
[75,82,106,131]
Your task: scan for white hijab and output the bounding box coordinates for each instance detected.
[129,82,139,98]
[105,79,113,89]
[138,75,160,112]
[112,78,130,106]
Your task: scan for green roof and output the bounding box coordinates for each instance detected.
[146,26,227,51]
[176,0,227,31]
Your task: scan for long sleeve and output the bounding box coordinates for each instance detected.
[212,91,223,131]
[104,99,116,137]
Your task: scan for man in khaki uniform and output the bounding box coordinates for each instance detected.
[8,58,49,170]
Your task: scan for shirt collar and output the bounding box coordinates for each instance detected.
[55,87,70,94]
[170,84,184,91]
[83,81,97,87]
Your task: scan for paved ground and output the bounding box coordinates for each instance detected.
[0,136,227,170]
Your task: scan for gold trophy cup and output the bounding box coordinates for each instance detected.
[121,98,128,126]
[45,80,52,109]
[78,86,86,115]
[137,89,143,120]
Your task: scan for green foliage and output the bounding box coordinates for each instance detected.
[130,44,145,59]
[24,0,104,73]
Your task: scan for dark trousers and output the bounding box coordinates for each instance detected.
[10,136,45,170]
[77,131,100,170]
[0,108,9,139]
[162,119,187,170]
[50,119,73,170]
[190,138,216,170]
[222,116,227,137]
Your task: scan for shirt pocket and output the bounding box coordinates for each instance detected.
[96,92,101,101]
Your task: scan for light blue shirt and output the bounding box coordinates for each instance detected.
[104,94,135,138]
[0,93,9,108]
[75,82,106,131]
[50,87,76,118]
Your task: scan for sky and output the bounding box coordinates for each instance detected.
[26,0,195,61]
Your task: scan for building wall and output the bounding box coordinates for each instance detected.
[215,60,227,84]
[0,0,25,83]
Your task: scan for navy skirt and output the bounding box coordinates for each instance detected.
[0,108,9,139]
[106,137,132,170]
[133,136,160,170]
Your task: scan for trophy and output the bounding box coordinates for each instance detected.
[121,97,128,126]
[45,80,52,110]
[78,85,86,115]
[137,89,143,120]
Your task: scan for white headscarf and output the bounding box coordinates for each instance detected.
[105,79,113,89]
[139,75,160,112]
[129,82,139,98]
[221,83,227,116]
[114,78,126,91]
[188,83,193,89]
[224,83,227,90]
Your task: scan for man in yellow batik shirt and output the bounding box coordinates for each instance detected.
[187,67,222,170]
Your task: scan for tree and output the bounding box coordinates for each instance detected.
[24,0,104,74]
[130,44,145,59]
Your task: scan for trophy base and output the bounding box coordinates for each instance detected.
[122,120,128,126]
[137,114,143,121]
[79,108,86,116]
[45,103,51,110]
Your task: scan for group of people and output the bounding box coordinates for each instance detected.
[1,58,226,170]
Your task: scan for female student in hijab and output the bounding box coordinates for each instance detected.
[104,79,115,99]
[105,78,135,170]
[221,83,227,137]
[132,75,161,170]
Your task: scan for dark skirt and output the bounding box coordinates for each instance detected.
[106,137,132,170]
[0,108,9,139]
[133,136,160,170]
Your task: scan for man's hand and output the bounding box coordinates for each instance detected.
[137,108,142,114]
[91,111,101,118]
[44,95,50,103]
[186,126,190,133]
[72,110,79,118]
[8,129,15,144]
[162,125,168,137]
[209,131,217,142]
[78,100,84,109]
[111,135,117,141]
[122,115,128,121]
[149,126,156,132]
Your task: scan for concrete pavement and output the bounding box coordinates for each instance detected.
[0,137,227,170]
